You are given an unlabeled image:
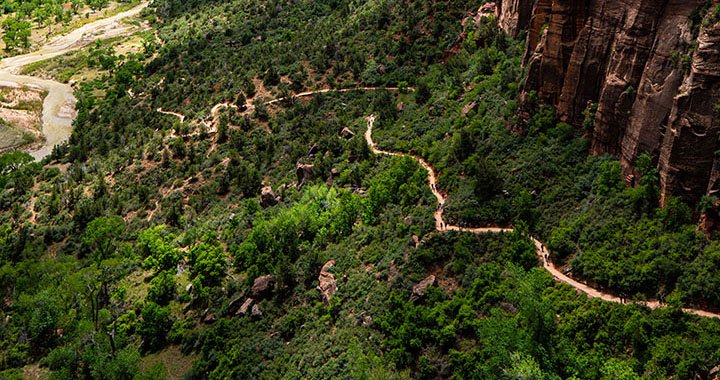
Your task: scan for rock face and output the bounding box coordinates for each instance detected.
[251,275,274,298]
[512,0,720,207]
[497,0,533,38]
[410,275,435,302]
[316,260,337,305]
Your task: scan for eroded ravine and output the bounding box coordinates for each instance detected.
[0,2,149,160]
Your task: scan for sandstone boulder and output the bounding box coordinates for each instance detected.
[410,275,435,302]
[236,298,254,316]
[340,127,355,139]
[251,275,275,298]
[259,186,278,207]
[317,260,337,305]
[296,164,314,187]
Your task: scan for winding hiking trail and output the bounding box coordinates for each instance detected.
[364,115,720,320]
[0,2,149,160]
[161,85,720,319]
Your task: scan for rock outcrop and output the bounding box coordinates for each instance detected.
[410,275,435,302]
[236,298,254,316]
[511,0,720,208]
[296,163,314,187]
[259,186,279,207]
[316,260,337,305]
[497,0,533,38]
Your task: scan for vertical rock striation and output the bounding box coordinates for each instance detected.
[510,0,720,206]
[497,0,534,38]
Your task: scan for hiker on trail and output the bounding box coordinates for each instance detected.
[619,292,627,304]
[657,290,665,305]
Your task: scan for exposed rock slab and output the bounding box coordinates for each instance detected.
[317,260,337,305]
[410,275,435,302]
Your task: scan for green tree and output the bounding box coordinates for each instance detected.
[138,225,180,273]
[138,302,173,351]
[82,216,125,262]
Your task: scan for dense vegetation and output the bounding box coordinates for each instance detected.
[0,0,718,379]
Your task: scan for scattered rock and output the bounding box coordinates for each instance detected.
[185,283,193,293]
[251,275,275,298]
[236,298,254,316]
[462,101,477,115]
[362,315,373,327]
[296,164,314,186]
[340,127,355,139]
[330,167,340,177]
[410,235,420,248]
[397,102,405,112]
[259,186,279,207]
[251,304,263,318]
[410,275,435,302]
[203,313,216,324]
[317,260,337,305]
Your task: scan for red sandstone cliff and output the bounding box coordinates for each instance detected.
[511,0,720,207]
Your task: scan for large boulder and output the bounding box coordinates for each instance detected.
[410,275,436,302]
[259,186,278,207]
[296,164,314,186]
[317,260,337,305]
[251,275,275,298]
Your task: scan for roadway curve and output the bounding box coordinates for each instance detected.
[0,2,149,160]
[364,115,720,320]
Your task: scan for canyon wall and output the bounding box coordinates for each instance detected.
[497,0,534,38]
[510,0,720,207]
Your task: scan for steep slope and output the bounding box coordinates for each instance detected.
[513,0,720,208]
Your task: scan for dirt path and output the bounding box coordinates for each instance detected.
[158,87,720,319]
[364,115,720,320]
[0,2,149,160]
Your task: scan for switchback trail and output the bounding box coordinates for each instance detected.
[0,2,149,160]
[364,115,720,320]
[159,87,720,319]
